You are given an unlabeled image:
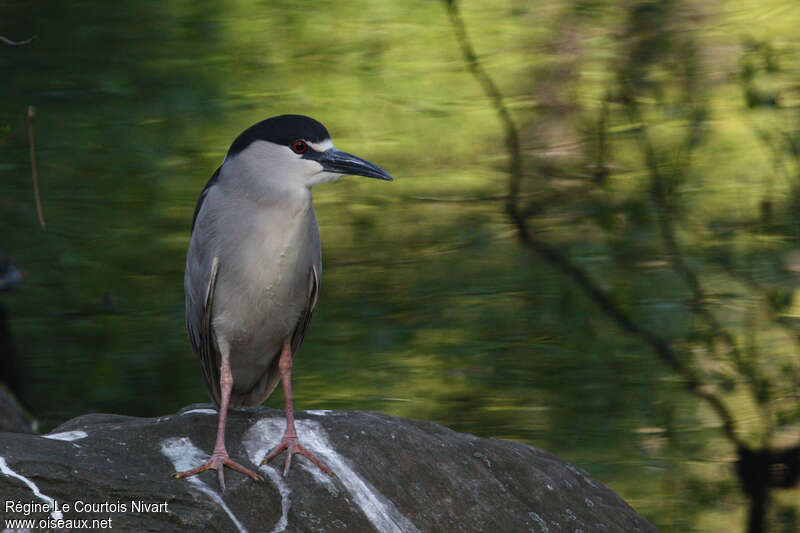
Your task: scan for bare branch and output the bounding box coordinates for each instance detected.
[444,1,523,219]
[0,35,36,47]
[443,0,746,449]
[621,90,774,439]
[716,260,800,414]
[27,106,45,230]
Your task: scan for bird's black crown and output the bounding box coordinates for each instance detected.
[227,115,331,157]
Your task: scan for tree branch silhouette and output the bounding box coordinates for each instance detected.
[27,106,45,230]
[620,87,773,439]
[443,2,799,530]
[0,35,36,47]
[443,0,745,450]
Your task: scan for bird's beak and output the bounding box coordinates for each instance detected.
[318,149,394,181]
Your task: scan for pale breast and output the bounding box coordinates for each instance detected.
[188,180,322,392]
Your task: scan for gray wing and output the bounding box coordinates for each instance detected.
[291,264,320,356]
[193,256,222,405]
[186,169,223,405]
[290,211,322,357]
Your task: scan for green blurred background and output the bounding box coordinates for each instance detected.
[1,0,799,531]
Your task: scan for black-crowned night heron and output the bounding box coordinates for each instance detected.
[174,115,393,488]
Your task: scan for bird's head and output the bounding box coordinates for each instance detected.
[223,114,393,189]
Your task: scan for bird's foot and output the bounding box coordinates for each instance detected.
[174,449,262,490]
[262,434,333,477]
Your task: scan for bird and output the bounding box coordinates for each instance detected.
[174,114,393,488]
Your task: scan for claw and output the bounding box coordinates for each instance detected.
[262,434,332,477]
[174,450,263,490]
[264,341,335,477]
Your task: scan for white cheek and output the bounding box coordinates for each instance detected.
[301,154,341,187]
[306,168,342,187]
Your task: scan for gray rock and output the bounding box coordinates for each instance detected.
[0,406,658,532]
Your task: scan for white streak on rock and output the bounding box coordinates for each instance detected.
[42,430,88,442]
[528,511,549,533]
[160,437,248,533]
[244,417,420,533]
[241,418,291,533]
[305,410,332,416]
[299,458,339,495]
[261,466,291,533]
[0,456,63,519]
[567,464,599,488]
[181,408,218,416]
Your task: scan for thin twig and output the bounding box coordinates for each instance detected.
[443,0,746,449]
[621,90,773,438]
[27,106,45,229]
[444,0,523,219]
[515,215,745,447]
[0,35,36,46]
[716,260,800,416]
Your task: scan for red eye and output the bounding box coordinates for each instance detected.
[291,140,308,154]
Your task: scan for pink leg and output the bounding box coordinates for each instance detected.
[174,353,262,489]
[262,341,333,477]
